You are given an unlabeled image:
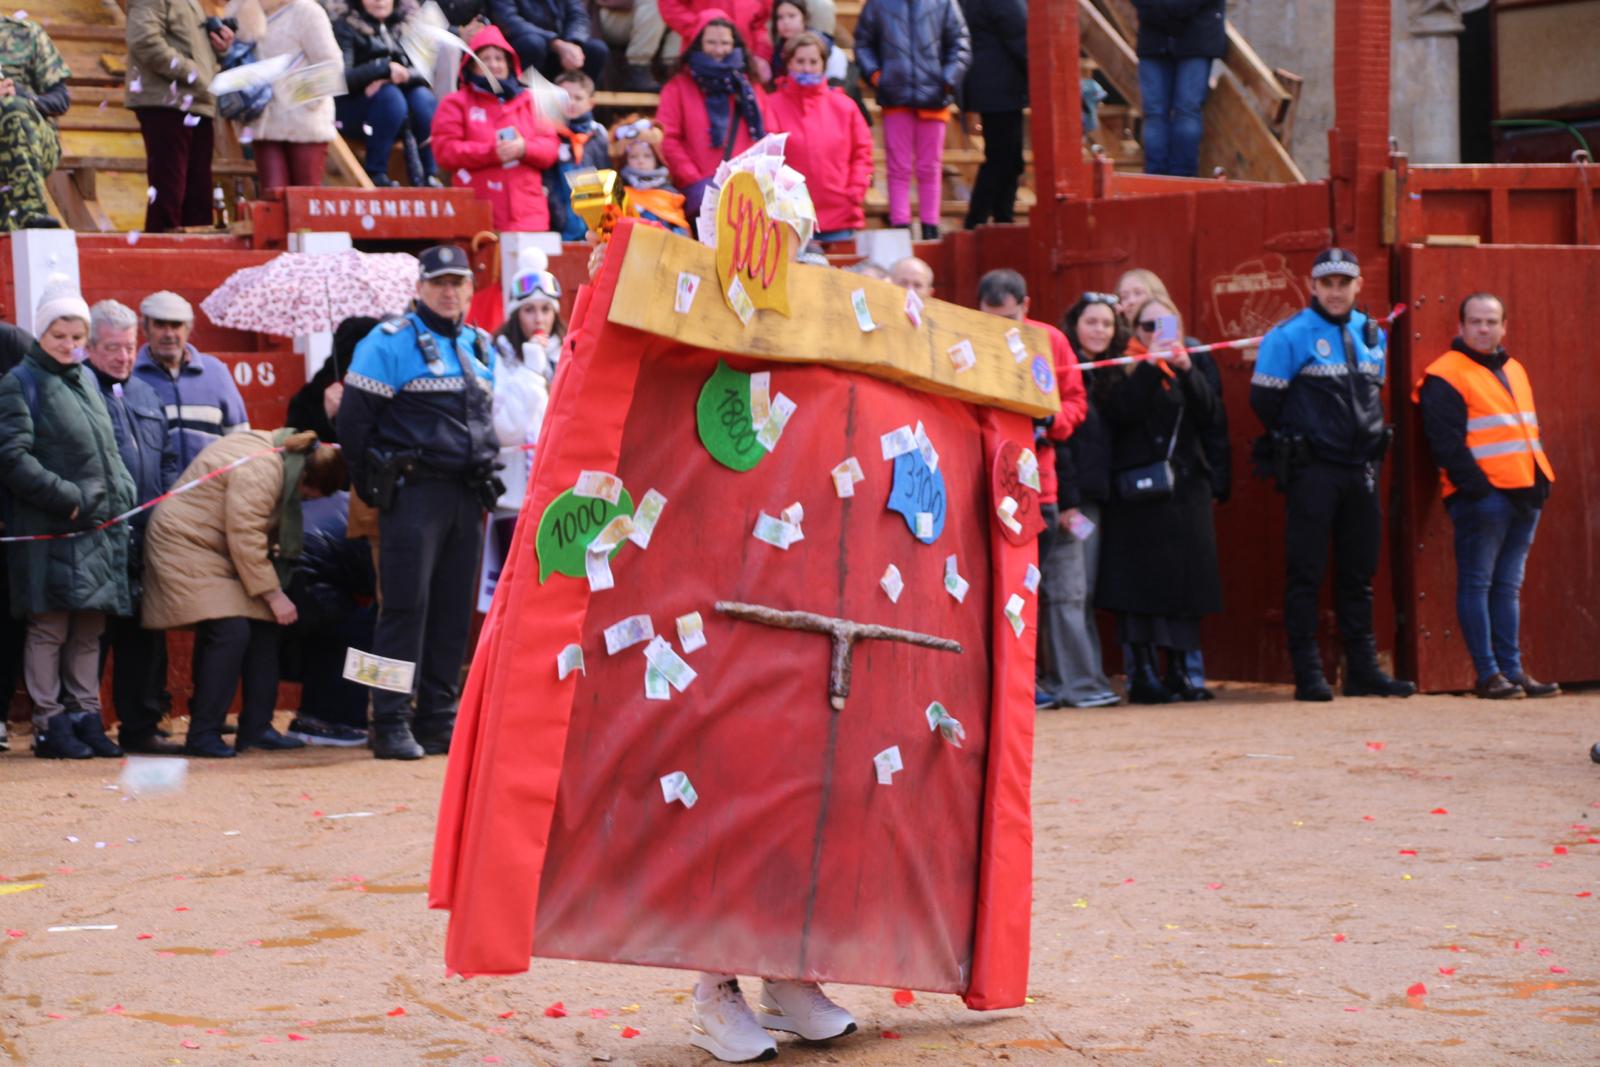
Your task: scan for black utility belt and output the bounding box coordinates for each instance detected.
[403,465,467,483]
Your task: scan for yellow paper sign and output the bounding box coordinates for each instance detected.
[0,882,44,895]
[715,171,791,319]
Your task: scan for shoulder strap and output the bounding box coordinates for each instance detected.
[1166,404,1184,462]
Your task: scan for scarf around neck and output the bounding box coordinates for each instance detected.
[686,49,764,149]
[467,70,522,103]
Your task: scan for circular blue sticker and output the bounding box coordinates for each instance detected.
[1031,354,1055,393]
[886,451,947,544]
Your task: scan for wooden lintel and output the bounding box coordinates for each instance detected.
[608,224,1062,418]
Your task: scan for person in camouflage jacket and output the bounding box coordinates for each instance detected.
[0,14,71,230]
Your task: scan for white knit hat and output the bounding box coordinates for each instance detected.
[33,273,91,339]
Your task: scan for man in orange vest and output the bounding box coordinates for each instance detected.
[1414,292,1557,700]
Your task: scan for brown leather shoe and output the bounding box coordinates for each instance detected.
[1509,673,1560,698]
[1473,673,1523,700]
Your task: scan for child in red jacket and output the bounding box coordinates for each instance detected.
[432,25,562,232]
[767,32,870,241]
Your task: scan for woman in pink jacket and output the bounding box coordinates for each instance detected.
[657,9,772,223]
[767,32,871,241]
[661,0,773,81]
[432,25,562,232]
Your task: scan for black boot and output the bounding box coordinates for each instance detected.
[1343,640,1417,698]
[920,222,941,241]
[70,710,123,757]
[413,715,455,757]
[1292,646,1334,702]
[1127,644,1179,705]
[35,713,93,759]
[1163,649,1215,702]
[371,721,425,760]
[236,727,307,753]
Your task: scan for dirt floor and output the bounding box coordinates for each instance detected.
[2,683,1597,1066]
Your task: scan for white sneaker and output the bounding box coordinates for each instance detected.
[690,979,779,1062]
[758,980,858,1041]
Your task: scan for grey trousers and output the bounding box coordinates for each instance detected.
[597,0,668,66]
[1038,501,1115,704]
[25,610,106,729]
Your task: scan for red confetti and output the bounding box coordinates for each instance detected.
[248,940,263,947]
[212,949,229,957]
[300,793,313,800]
[180,1040,200,1049]
[1206,882,1223,890]
[156,952,176,958]
[108,1004,125,1015]
[46,1013,67,1020]
[1550,966,1569,974]
[880,1030,902,1039]
[259,1036,279,1044]
[1406,983,1428,998]
[1448,945,1463,952]
[1362,816,1376,822]
[287,1032,309,1041]
[1577,892,1593,898]
[1588,838,1599,845]
[1343,1007,1362,1013]
[621,1027,640,1039]
[892,989,915,1007]
[1430,808,1449,815]
[1535,862,1553,869]
[1537,947,1554,957]
[499,1010,517,1019]
[1122,878,1136,885]
[543,1002,567,1018]
[483,1058,502,1065]
[1399,849,1417,856]
[5,929,23,939]
[1438,967,1456,976]
[1515,941,1523,951]
[136,933,153,940]
[588,1007,609,1018]
[204,1028,226,1035]
[174,906,190,912]
[1553,846,1568,855]
[1332,933,1347,943]
[387,1007,407,1017]
[311,810,324,817]
[1365,741,1385,751]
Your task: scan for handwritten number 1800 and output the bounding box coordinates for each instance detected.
[716,388,760,456]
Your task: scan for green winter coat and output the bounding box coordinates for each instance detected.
[0,347,135,617]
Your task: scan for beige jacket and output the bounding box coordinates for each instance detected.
[227,0,340,142]
[125,0,220,118]
[142,431,286,630]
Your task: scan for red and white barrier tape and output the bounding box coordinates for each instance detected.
[1075,303,1409,372]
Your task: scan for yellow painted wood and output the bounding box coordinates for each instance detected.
[607,224,1061,418]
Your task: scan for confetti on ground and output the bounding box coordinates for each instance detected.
[1366,741,1385,751]
[1551,966,1569,974]
[1431,808,1449,815]
[892,989,914,1006]
[880,1030,901,1039]
[1406,983,1427,998]
[498,1010,516,1019]
[621,1027,640,1038]
[388,1007,406,1017]
[1439,967,1456,975]
[544,1002,567,1018]
[1332,933,1347,942]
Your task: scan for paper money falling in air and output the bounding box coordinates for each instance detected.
[643,636,698,693]
[873,746,903,785]
[944,555,969,603]
[660,771,698,808]
[628,489,667,549]
[1017,448,1041,492]
[573,470,623,504]
[913,420,939,473]
[1023,563,1041,595]
[924,701,966,748]
[749,371,771,431]
[752,511,803,550]
[832,456,865,498]
[880,425,917,461]
[556,643,586,679]
[604,614,654,655]
[880,563,904,603]
[644,663,670,701]
[755,392,796,450]
[1004,594,1026,638]
[343,648,416,692]
[996,495,1023,536]
[947,339,976,374]
[676,612,706,653]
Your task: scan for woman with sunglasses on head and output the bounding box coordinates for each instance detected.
[1093,296,1223,704]
[1038,291,1125,709]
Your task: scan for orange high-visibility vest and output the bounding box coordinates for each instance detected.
[1412,349,1555,498]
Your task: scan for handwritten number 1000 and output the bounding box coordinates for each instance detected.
[550,498,612,549]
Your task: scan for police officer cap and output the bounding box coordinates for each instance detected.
[139,290,194,322]
[418,245,473,280]
[1311,247,1361,280]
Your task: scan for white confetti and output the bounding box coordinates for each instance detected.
[943,554,969,603]
[873,746,903,785]
[145,186,157,203]
[456,168,472,184]
[182,114,200,127]
[880,425,917,460]
[1004,594,1026,638]
[1023,563,1041,594]
[556,643,585,679]
[659,770,698,808]
[362,124,373,136]
[880,563,903,603]
[239,127,254,144]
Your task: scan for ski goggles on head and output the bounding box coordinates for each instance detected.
[613,118,654,141]
[509,270,562,303]
[1080,291,1120,307]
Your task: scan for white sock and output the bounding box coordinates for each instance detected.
[695,972,736,1000]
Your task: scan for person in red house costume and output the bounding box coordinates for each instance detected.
[431,24,562,232]
[657,9,773,222]
[767,32,872,243]
[431,197,1044,1060]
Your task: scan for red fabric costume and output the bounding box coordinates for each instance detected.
[430,220,1038,1009]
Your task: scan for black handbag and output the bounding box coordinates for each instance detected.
[1115,406,1183,501]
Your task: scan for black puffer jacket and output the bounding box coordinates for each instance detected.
[1131,0,1225,60]
[328,0,422,94]
[958,0,1026,113]
[855,0,972,110]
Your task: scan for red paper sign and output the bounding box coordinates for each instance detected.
[991,440,1045,546]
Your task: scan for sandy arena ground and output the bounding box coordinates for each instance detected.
[2,683,1597,1066]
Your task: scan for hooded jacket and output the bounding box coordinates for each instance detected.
[432,25,563,232]
[767,78,872,232]
[854,0,972,110]
[328,0,423,94]
[660,0,773,61]
[657,9,772,189]
[226,0,342,142]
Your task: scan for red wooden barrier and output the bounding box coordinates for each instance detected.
[1388,156,1600,247]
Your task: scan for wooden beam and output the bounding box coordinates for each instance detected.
[326,136,376,189]
[1079,0,1141,109]
[1223,22,1293,132]
[607,224,1061,418]
[46,169,115,232]
[1197,71,1305,183]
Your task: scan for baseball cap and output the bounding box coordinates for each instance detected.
[418,245,473,280]
[1311,247,1361,280]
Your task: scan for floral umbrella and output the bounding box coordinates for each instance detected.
[200,250,420,336]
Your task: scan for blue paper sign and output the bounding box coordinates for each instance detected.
[887,451,947,544]
[1030,354,1055,394]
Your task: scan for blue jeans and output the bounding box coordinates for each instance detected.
[1138,56,1211,177]
[337,82,438,180]
[813,228,856,243]
[1445,491,1541,682]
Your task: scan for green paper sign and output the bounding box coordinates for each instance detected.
[696,360,769,472]
[536,487,636,582]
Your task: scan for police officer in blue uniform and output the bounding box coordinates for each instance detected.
[1251,248,1416,702]
[338,245,502,759]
